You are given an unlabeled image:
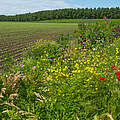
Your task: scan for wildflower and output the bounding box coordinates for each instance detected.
[20,64,23,68]
[116,48,119,54]
[100,77,105,80]
[93,48,95,51]
[109,40,112,44]
[90,47,92,50]
[111,66,117,70]
[6,75,8,77]
[90,40,93,42]
[75,63,79,69]
[115,70,120,76]
[81,41,83,44]
[32,66,36,70]
[104,16,107,19]
[75,48,78,50]
[50,57,56,60]
[80,36,82,38]
[117,76,120,81]
[13,83,16,86]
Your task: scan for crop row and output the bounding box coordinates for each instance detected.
[0,39,38,72]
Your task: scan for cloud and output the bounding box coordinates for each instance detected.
[0,0,83,15]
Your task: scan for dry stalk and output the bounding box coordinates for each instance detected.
[1,88,6,94]
[15,110,34,116]
[98,113,114,120]
[33,92,45,103]
[1,101,36,119]
[1,71,22,94]
[9,93,18,100]
[0,72,37,119]
[0,88,6,98]
[2,109,11,113]
[0,92,3,98]
[0,101,21,110]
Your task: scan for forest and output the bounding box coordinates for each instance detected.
[0,7,120,21]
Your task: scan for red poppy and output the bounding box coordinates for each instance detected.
[115,70,120,76]
[112,66,117,70]
[100,77,105,80]
[117,75,120,80]
[104,16,107,19]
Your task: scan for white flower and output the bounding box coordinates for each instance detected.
[6,75,8,77]
[93,48,95,51]
[14,83,16,86]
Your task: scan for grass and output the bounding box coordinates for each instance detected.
[0,20,120,119]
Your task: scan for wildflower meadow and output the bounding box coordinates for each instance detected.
[0,20,120,120]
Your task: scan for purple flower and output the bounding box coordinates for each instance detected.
[83,40,86,42]
[96,33,99,34]
[80,36,82,38]
[90,40,93,42]
[81,46,85,49]
[109,40,112,43]
[90,47,92,50]
[81,41,83,44]
[32,66,36,70]
[50,57,56,60]
[20,64,23,68]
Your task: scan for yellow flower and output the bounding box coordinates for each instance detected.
[96,55,100,58]
[63,68,66,71]
[75,63,79,68]
[59,68,61,72]
[51,69,54,73]
[65,66,68,69]
[111,76,114,79]
[37,62,40,64]
[75,48,78,50]
[95,88,98,90]
[66,74,69,77]
[86,79,89,82]
[116,48,119,54]
[55,69,58,72]
[87,59,90,62]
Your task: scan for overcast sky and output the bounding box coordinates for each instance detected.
[0,0,120,15]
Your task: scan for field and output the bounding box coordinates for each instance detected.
[39,19,120,23]
[0,22,77,71]
[0,19,120,119]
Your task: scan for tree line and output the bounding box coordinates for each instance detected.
[0,7,120,21]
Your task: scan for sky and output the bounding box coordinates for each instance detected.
[0,0,120,15]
